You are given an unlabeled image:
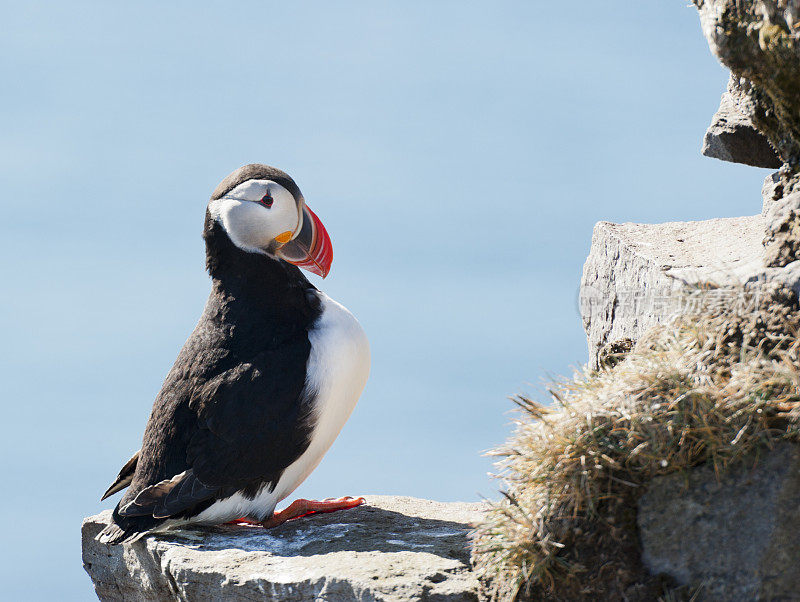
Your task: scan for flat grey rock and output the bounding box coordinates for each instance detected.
[702,89,781,168]
[82,496,484,601]
[579,216,766,368]
[638,443,800,600]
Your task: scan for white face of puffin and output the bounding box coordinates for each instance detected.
[208,177,334,278]
[208,179,302,254]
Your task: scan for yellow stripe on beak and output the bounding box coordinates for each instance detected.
[274,230,294,244]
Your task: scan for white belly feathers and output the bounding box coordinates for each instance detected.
[272,292,370,501]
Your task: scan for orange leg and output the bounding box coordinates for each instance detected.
[260,496,365,528]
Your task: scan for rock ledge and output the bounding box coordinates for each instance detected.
[82,495,484,601]
[579,215,766,368]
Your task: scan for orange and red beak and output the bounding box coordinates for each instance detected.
[276,204,333,278]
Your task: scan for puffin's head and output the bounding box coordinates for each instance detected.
[207,164,332,278]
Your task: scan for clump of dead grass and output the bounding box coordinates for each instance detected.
[472,303,800,601]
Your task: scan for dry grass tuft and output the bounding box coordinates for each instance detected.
[472,302,800,601]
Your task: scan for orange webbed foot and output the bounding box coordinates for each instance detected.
[260,496,366,528]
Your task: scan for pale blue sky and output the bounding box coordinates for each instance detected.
[1,2,771,599]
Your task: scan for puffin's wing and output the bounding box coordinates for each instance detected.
[186,349,314,489]
[119,468,216,519]
[117,344,313,523]
[101,450,140,500]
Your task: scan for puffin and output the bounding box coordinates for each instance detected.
[98,164,370,544]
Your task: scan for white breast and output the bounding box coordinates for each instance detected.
[192,292,370,525]
[273,292,371,501]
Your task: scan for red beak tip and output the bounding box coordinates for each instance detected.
[278,204,333,278]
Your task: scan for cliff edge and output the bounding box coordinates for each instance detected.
[82,496,483,601]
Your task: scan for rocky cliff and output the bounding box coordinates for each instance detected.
[472,2,800,600]
[574,0,800,597]
[83,496,483,601]
[581,0,800,369]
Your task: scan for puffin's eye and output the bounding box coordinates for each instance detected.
[259,193,273,208]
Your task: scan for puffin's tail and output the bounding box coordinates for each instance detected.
[97,508,164,545]
[97,469,218,545]
[96,522,133,545]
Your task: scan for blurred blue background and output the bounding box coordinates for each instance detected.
[1,1,773,599]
